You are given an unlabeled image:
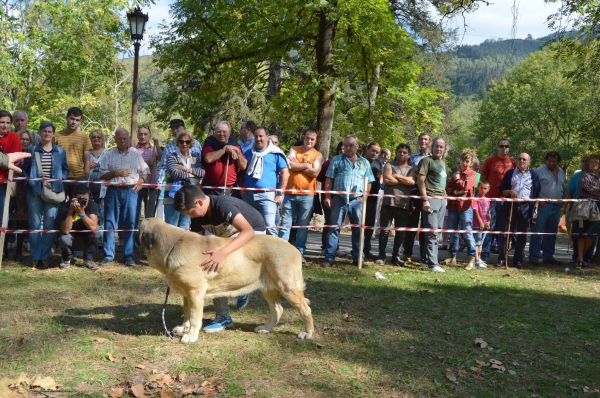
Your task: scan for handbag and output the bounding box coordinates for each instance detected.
[35,152,65,203]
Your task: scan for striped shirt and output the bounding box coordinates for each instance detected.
[156,138,202,187]
[131,143,161,184]
[41,150,53,178]
[325,154,375,201]
[98,148,149,186]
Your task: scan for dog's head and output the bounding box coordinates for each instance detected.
[138,217,165,253]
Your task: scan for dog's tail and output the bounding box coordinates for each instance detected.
[304,298,311,306]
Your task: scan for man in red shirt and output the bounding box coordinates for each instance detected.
[201,121,247,196]
[480,139,516,262]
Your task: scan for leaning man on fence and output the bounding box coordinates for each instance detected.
[321,135,375,268]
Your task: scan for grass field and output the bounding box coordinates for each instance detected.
[1,248,599,397]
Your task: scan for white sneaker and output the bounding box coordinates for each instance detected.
[476,259,488,269]
[430,266,445,273]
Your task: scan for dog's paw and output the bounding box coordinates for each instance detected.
[172,325,187,336]
[180,333,199,344]
[297,332,314,340]
[254,325,271,334]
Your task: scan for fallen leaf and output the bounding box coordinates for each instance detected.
[107,353,117,362]
[474,338,488,348]
[342,312,352,322]
[508,370,517,375]
[491,364,506,372]
[161,391,174,398]
[30,376,58,390]
[135,364,146,370]
[584,341,593,346]
[419,289,435,295]
[110,387,124,398]
[148,374,164,383]
[458,369,468,378]
[470,366,481,373]
[151,369,159,375]
[300,370,311,376]
[200,376,217,387]
[7,373,29,388]
[131,383,145,398]
[475,359,487,367]
[434,278,442,283]
[177,372,186,382]
[489,359,503,365]
[161,374,173,386]
[445,370,457,382]
[95,338,107,343]
[18,337,24,345]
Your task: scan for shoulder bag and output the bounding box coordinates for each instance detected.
[35,152,65,203]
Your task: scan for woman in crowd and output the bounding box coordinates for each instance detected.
[573,153,600,269]
[164,130,204,228]
[8,130,35,261]
[88,129,107,243]
[22,121,69,269]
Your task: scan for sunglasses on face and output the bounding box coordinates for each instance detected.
[178,140,191,145]
[498,145,509,148]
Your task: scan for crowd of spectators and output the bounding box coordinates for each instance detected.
[0,107,597,271]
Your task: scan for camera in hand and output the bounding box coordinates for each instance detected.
[77,197,88,207]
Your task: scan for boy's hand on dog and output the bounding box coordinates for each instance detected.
[200,249,226,273]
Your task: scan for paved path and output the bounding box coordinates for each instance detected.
[301,230,576,266]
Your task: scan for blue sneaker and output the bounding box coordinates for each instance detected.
[204,315,233,333]
[236,294,250,311]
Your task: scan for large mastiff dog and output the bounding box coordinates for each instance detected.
[139,218,314,343]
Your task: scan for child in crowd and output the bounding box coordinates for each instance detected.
[472,180,491,268]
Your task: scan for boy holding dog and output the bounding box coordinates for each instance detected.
[175,185,266,333]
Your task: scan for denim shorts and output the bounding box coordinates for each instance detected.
[474,230,487,246]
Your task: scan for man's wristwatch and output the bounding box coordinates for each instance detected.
[275,190,283,196]
[79,213,86,218]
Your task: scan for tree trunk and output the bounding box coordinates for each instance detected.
[267,57,283,98]
[368,64,380,128]
[315,5,338,161]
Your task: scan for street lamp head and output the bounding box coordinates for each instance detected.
[127,7,148,42]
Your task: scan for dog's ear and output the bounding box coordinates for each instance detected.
[139,220,153,252]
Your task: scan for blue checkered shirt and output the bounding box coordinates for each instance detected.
[325,154,375,201]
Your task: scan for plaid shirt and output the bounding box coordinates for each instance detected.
[325,154,375,201]
[98,148,149,185]
[130,143,161,184]
[156,138,202,186]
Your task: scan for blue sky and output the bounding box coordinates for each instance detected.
[134,0,562,55]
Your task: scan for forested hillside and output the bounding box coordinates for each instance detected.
[447,38,547,97]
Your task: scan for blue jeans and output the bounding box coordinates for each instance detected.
[104,187,137,261]
[481,201,498,260]
[279,194,314,254]
[324,196,363,263]
[448,208,476,257]
[243,191,279,236]
[26,194,58,261]
[0,184,6,227]
[529,203,561,262]
[164,203,191,229]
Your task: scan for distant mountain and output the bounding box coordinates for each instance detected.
[447,37,549,98]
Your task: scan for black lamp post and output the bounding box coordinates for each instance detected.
[127,7,148,145]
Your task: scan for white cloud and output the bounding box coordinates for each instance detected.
[447,0,563,45]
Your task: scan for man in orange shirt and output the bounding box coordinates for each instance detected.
[480,139,516,262]
[279,128,323,260]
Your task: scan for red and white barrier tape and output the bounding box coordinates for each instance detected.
[3,176,587,203]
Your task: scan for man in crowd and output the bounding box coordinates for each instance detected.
[131,126,162,230]
[418,138,448,272]
[480,139,516,262]
[322,135,375,268]
[268,135,279,147]
[317,141,344,254]
[54,107,92,199]
[242,126,289,236]
[279,128,323,260]
[202,121,247,195]
[528,151,566,265]
[362,142,383,259]
[565,155,595,263]
[497,153,540,269]
[57,184,100,270]
[156,119,202,195]
[13,110,40,146]
[0,110,23,234]
[238,121,256,154]
[404,133,432,263]
[98,128,149,267]
[377,143,416,266]
[175,185,266,332]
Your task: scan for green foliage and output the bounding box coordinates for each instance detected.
[0,0,151,133]
[474,47,596,172]
[150,0,447,154]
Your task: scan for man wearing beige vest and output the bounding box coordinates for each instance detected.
[279,128,323,261]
